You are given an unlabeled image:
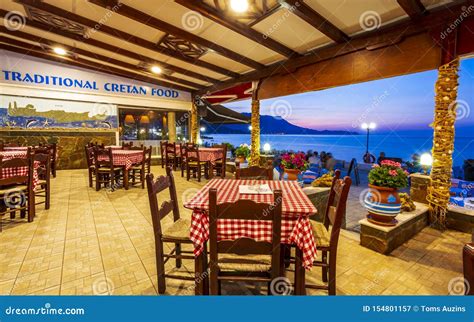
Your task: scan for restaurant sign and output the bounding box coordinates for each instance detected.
[2,70,180,98]
[0,51,191,101]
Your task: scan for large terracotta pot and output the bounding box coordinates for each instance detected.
[236,155,247,164]
[364,184,401,226]
[284,168,300,181]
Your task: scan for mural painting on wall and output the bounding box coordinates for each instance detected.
[0,95,118,129]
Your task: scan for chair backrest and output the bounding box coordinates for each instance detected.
[93,147,113,168]
[165,142,177,158]
[145,167,180,237]
[33,151,51,181]
[235,161,273,180]
[323,170,352,248]
[144,146,152,171]
[122,141,133,149]
[185,144,200,163]
[208,188,282,276]
[84,146,95,167]
[0,156,34,188]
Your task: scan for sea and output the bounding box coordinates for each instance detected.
[203,132,474,166]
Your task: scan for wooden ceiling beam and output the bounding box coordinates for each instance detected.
[0,39,193,92]
[15,0,240,78]
[199,1,471,94]
[174,0,300,58]
[397,0,427,19]
[88,0,264,70]
[0,27,203,90]
[281,0,349,43]
[0,8,221,85]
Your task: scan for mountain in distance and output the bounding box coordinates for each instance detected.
[204,113,357,135]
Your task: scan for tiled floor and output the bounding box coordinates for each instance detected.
[0,167,469,295]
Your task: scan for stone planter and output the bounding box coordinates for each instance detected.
[284,168,300,181]
[364,184,401,226]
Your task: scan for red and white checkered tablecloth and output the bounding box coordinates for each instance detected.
[0,151,28,160]
[184,179,318,269]
[1,151,40,189]
[176,147,224,165]
[98,150,143,170]
[3,147,29,151]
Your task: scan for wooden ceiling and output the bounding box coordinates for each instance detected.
[0,0,471,102]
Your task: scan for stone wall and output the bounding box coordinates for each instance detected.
[410,173,431,204]
[1,129,116,169]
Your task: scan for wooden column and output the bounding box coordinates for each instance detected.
[427,58,459,230]
[250,81,261,166]
[191,98,199,144]
[168,111,177,142]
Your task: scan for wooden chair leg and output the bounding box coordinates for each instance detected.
[45,183,50,210]
[175,243,182,268]
[322,250,328,283]
[155,240,167,294]
[209,263,219,295]
[96,173,100,191]
[88,170,93,187]
[141,168,145,189]
[328,252,337,295]
[197,166,201,182]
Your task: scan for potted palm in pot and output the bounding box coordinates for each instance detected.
[364,160,409,226]
[280,152,309,181]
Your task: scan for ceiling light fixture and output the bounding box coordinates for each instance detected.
[230,0,249,13]
[53,47,67,56]
[150,65,162,74]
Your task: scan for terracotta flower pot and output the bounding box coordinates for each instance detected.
[364,184,401,226]
[284,168,300,181]
[236,155,247,164]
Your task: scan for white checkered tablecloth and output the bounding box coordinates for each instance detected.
[98,150,143,170]
[184,179,318,269]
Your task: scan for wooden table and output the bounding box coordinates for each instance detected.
[184,178,318,295]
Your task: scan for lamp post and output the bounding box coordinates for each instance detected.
[420,153,433,175]
[361,122,376,163]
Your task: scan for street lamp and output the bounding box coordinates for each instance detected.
[248,125,252,131]
[200,126,206,132]
[420,153,433,174]
[361,122,376,163]
[263,143,271,154]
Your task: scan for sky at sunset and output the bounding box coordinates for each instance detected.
[225,57,474,136]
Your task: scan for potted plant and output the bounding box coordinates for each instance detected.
[234,144,250,163]
[364,160,409,226]
[280,152,309,180]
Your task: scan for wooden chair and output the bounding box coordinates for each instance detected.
[160,140,167,168]
[93,147,121,191]
[121,141,134,149]
[165,142,179,171]
[287,170,351,295]
[179,143,194,177]
[130,146,152,189]
[208,188,283,295]
[185,145,208,182]
[33,150,51,210]
[211,144,227,178]
[84,145,96,188]
[0,156,35,231]
[145,167,196,294]
[40,143,57,177]
[235,161,273,180]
